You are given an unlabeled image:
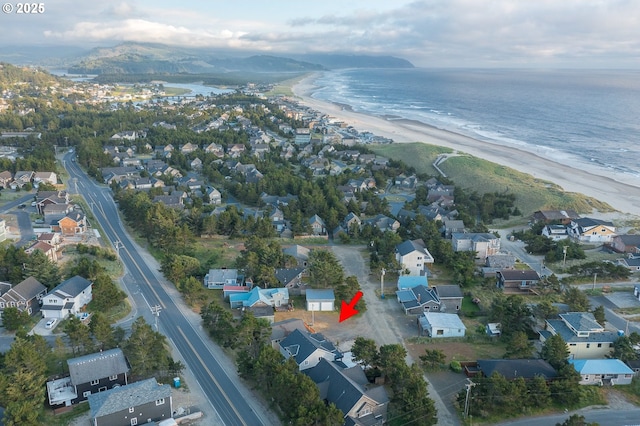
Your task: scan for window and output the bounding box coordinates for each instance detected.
[569,343,576,346]
[98,386,107,392]
[436,329,444,335]
[83,391,91,398]
[130,418,137,426]
[155,398,165,406]
[586,344,590,349]
[129,407,135,413]
[0,302,4,308]
[597,343,602,348]
[109,374,118,381]
[91,379,99,386]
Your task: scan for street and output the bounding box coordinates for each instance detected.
[62,152,273,426]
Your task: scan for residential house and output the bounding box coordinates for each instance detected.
[395,284,441,315]
[483,254,517,278]
[275,267,305,292]
[33,171,57,186]
[442,219,465,239]
[362,214,400,233]
[306,289,335,311]
[40,275,92,319]
[12,170,34,189]
[44,203,74,224]
[308,214,327,236]
[610,234,640,254]
[283,245,311,267]
[101,167,140,184]
[539,312,619,359]
[496,269,541,293]
[474,359,557,381]
[418,312,466,337]
[36,190,71,214]
[229,286,289,310]
[190,157,203,170]
[204,143,224,157]
[452,233,501,259]
[395,239,434,276]
[434,285,464,313]
[0,170,12,188]
[227,144,246,157]
[110,130,138,141]
[0,276,46,316]
[569,359,634,386]
[180,142,198,154]
[58,211,87,236]
[280,329,342,370]
[569,217,617,243]
[38,232,62,250]
[87,378,172,426]
[618,257,640,272]
[542,224,570,241]
[305,358,389,426]
[204,269,240,289]
[47,348,129,406]
[532,209,580,225]
[25,241,58,262]
[270,318,308,349]
[152,194,184,209]
[205,186,222,205]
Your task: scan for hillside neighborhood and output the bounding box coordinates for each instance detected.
[1,63,640,425]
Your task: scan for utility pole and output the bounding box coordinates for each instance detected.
[380,268,386,299]
[464,379,476,418]
[151,305,162,331]
[593,272,597,290]
[562,246,568,268]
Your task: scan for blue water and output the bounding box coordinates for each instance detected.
[310,68,640,178]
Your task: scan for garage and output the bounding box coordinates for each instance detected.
[306,289,335,312]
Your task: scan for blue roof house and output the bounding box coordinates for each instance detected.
[569,359,634,385]
[397,275,428,291]
[229,286,289,309]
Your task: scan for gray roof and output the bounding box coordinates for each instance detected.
[88,378,170,418]
[280,329,340,365]
[51,275,92,298]
[422,312,466,330]
[304,359,388,416]
[560,312,602,332]
[434,285,463,299]
[275,268,304,286]
[546,317,619,343]
[396,239,426,256]
[396,285,440,310]
[478,359,557,380]
[270,318,308,342]
[7,276,46,301]
[68,348,129,385]
[306,289,335,302]
[498,269,541,281]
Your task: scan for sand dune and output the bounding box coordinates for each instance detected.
[292,74,640,216]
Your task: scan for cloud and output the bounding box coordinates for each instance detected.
[5,0,640,67]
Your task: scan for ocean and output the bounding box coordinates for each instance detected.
[310,68,640,180]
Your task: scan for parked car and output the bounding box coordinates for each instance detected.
[18,204,26,209]
[45,318,57,329]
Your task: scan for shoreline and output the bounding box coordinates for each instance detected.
[291,73,640,216]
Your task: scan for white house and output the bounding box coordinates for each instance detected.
[204,269,240,289]
[40,276,93,319]
[569,359,634,385]
[395,239,434,276]
[451,233,501,259]
[306,289,335,311]
[418,312,466,338]
[542,224,569,241]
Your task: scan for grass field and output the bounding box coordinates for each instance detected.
[369,142,612,217]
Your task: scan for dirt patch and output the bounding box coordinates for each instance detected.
[406,340,506,365]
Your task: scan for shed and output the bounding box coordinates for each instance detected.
[306,289,335,311]
[418,312,466,337]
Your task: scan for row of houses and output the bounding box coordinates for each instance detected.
[46,347,174,426]
[0,170,57,189]
[0,275,92,321]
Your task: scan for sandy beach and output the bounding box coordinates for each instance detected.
[292,74,640,216]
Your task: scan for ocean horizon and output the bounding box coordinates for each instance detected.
[309,68,640,181]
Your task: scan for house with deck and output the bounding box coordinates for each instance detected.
[496,269,541,293]
[395,239,434,276]
[539,312,619,359]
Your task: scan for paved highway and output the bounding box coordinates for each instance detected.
[62,152,266,426]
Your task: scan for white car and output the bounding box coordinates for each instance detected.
[45,318,57,329]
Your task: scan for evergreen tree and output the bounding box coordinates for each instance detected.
[541,334,570,370]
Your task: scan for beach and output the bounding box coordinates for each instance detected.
[292,74,640,216]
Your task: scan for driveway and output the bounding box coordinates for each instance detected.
[330,245,460,426]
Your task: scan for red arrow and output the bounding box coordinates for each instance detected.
[339,291,363,322]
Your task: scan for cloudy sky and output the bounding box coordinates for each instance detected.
[1,0,639,67]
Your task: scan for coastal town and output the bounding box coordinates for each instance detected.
[2,62,640,426]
